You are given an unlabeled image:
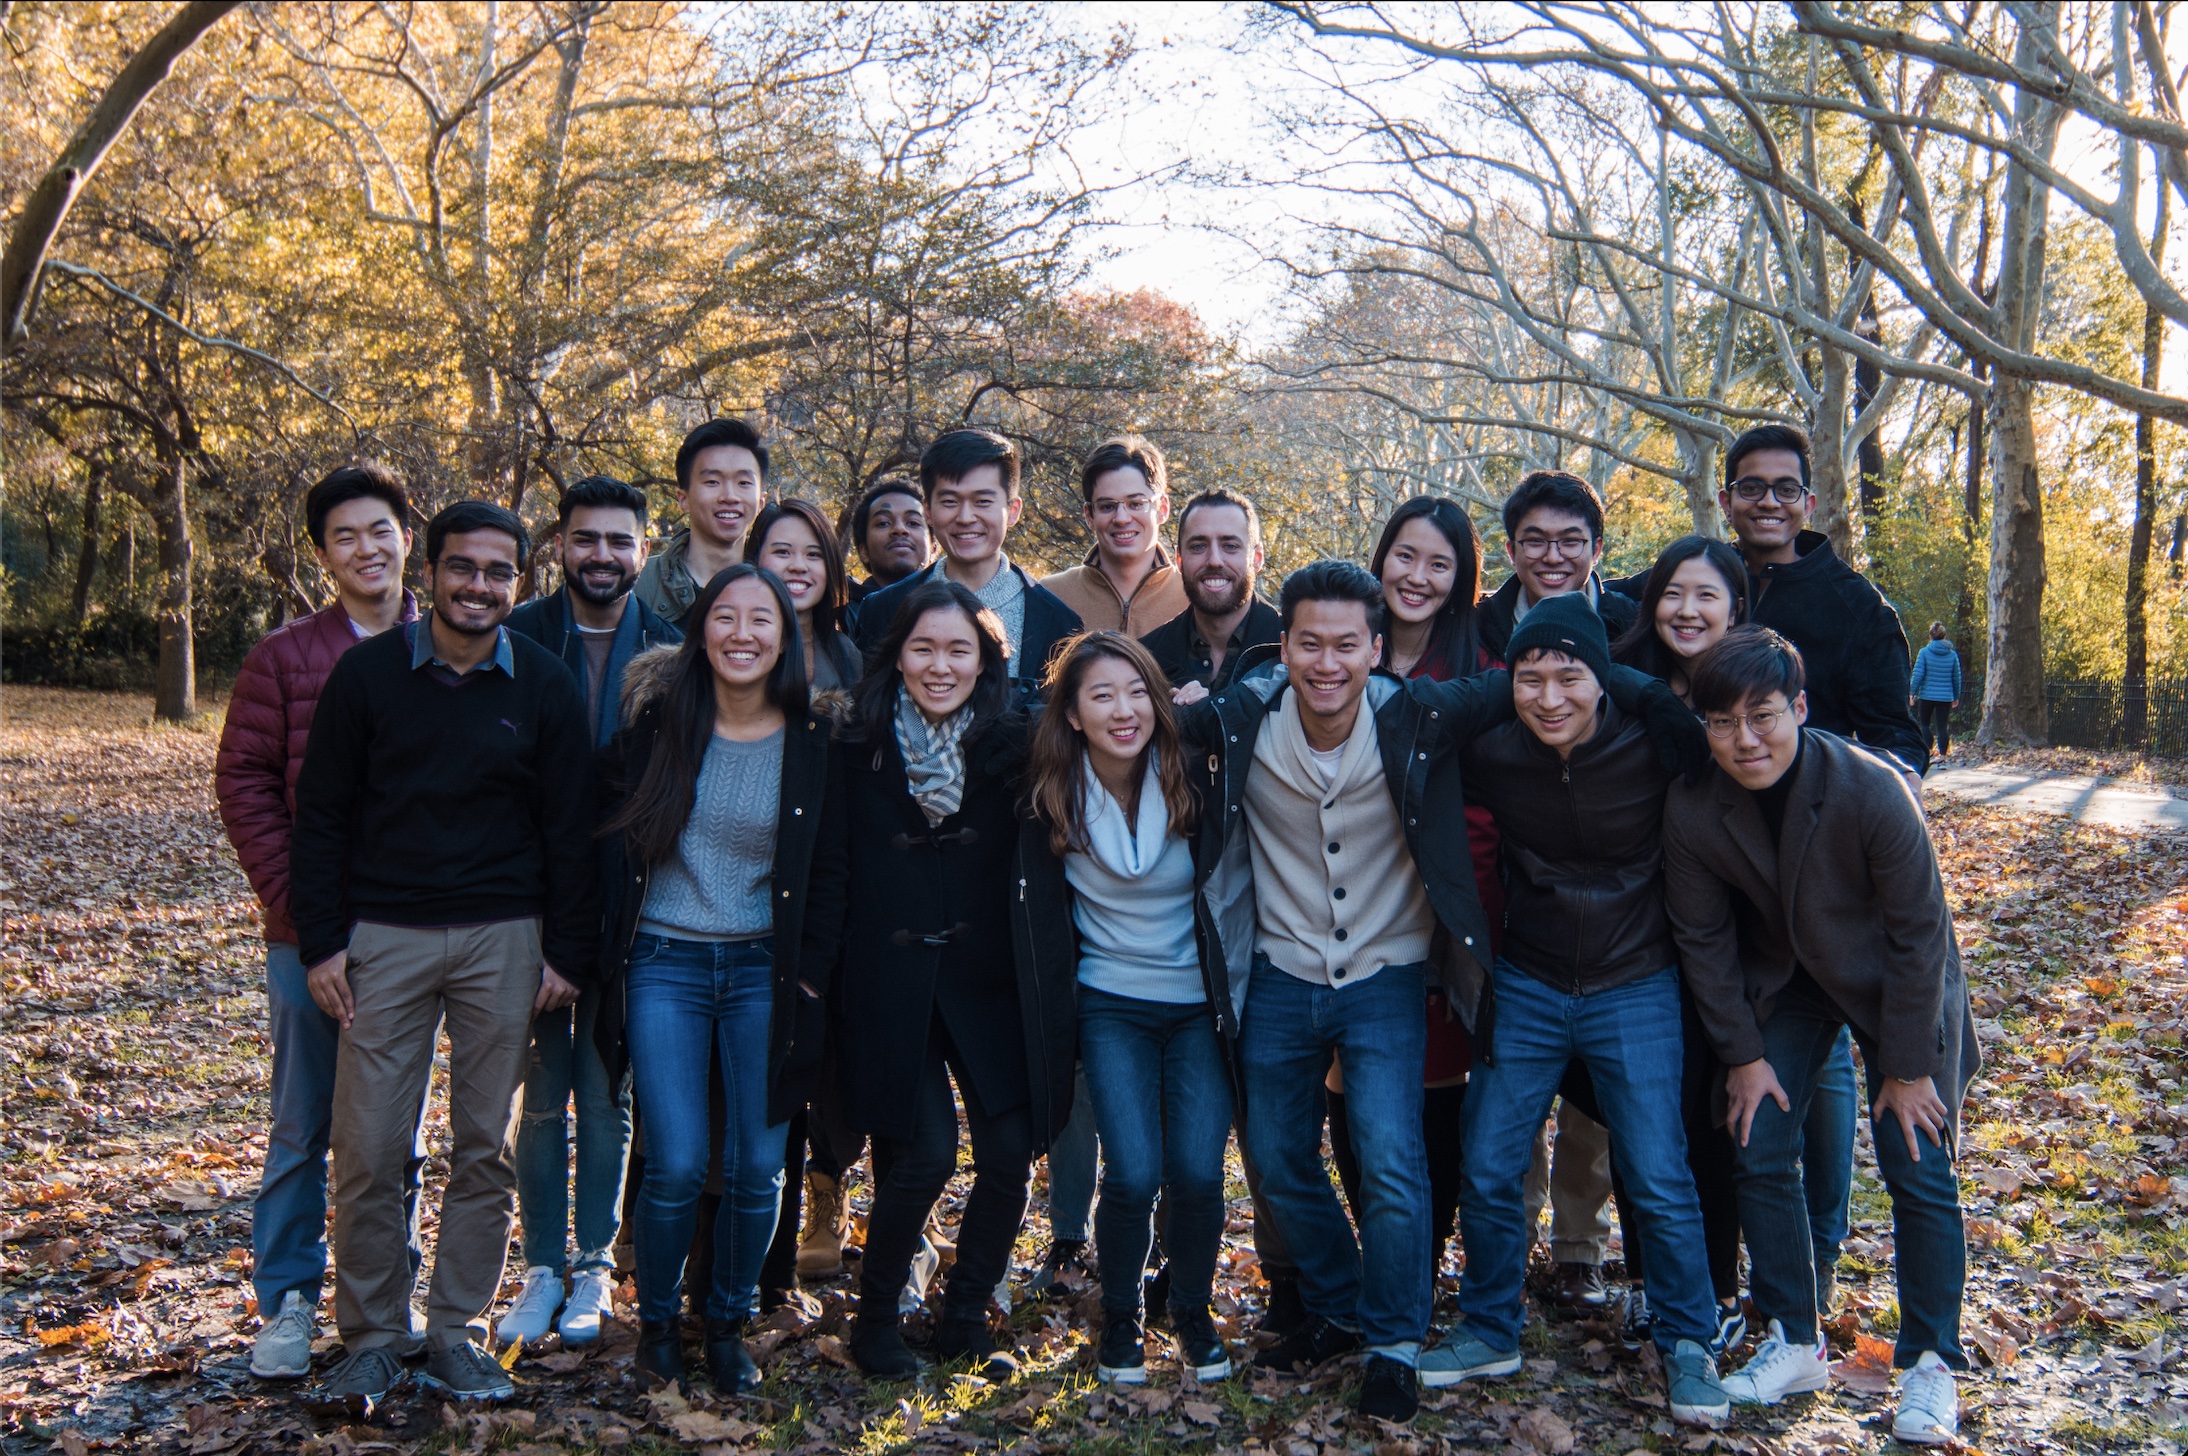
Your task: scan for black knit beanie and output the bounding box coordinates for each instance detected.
[1504,591,1613,686]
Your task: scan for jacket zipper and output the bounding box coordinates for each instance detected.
[1563,756,1585,993]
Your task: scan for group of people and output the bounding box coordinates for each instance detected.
[213,415,1976,1445]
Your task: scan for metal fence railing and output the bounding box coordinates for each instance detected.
[2040,678,2188,758]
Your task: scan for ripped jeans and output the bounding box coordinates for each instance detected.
[513,984,633,1276]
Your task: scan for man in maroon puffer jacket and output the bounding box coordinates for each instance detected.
[215,463,424,1382]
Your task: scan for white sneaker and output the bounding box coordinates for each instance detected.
[558,1268,616,1345]
[1719,1319,1830,1405]
[1891,1351,1959,1445]
[495,1265,564,1344]
[249,1289,318,1379]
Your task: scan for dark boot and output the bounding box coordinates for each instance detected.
[933,1312,1019,1380]
[1257,1269,1309,1337]
[705,1316,761,1395]
[849,1312,920,1379]
[634,1319,686,1391]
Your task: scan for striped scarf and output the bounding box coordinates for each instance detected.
[894,687,974,825]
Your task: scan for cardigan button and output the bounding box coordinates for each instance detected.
[1333,887,1346,900]
[1335,928,1349,942]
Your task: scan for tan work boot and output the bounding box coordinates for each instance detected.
[796,1170,850,1278]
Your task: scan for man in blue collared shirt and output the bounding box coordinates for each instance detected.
[293,501,599,1405]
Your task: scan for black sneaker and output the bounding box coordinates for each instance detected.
[1356,1354,1419,1423]
[850,1314,919,1379]
[705,1315,761,1395]
[420,1339,513,1402]
[1252,1314,1362,1373]
[1256,1271,1310,1337]
[933,1313,1019,1380]
[1712,1301,1747,1358]
[635,1319,687,1391]
[1028,1238,1093,1295]
[318,1345,405,1407]
[1618,1288,1654,1352]
[1096,1312,1146,1384]
[1172,1304,1232,1381]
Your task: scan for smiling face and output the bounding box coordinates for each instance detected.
[680,443,764,553]
[755,513,829,620]
[1706,688,1808,790]
[1381,515,1458,627]
[861,490,929,582]
[1281,598,1380,725]
[703,575,785,692]
[929,464,1020,570]
[898,605,984,720]
[558,504,645,607]
[1085,465,1170,569]
[1655,554,1737,660]
[1066,652,1156,779]
[425,527,521,637]
[1512,649,1603,755]
[1178,500,1259,616]
[1719,446,1814,559]
[1507,506,1603,602]
[317,494,412,604]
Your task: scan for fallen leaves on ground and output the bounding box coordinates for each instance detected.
[1,686,2183,1453]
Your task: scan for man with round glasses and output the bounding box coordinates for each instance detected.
[1718,424,1928,782]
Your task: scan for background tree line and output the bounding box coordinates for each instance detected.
[5,1,2188,750]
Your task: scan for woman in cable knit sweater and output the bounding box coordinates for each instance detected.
[594,563,844,1395]
[1025,631,1233,1388]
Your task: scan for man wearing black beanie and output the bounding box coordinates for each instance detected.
[1417,590,1731,1427]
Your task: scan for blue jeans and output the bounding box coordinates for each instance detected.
[1803,1028,1857,1294]
[252,942,425,1315]
[625,935,790,1323]
[1240,957,1430,1361]
[1734,972,1966,1368]
[1458,961,1714,1358]
[1080,987,1234,1317]
[1045,1064,1098,1244]
[515,984,633,1275]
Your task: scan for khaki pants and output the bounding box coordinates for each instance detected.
[332,919,541,1350]
[1522,1102,1612,1265]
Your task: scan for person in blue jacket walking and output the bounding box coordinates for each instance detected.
[1907,623,1964,761]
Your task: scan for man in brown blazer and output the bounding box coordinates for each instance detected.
[1662,626,1977,1447]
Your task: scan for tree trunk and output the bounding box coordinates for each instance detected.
[1678,430,1723,537]
[2125,169,2167,746]
[72,459,104,624]
[1855,298,1885,523]
[1952,384,1985,662]
[1979,376,2047,744]
[0,0,239,350]
[1810,345,1854,557]
[149,455,195,720]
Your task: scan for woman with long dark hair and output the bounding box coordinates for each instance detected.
[745,498,862,692]
[810,579,1077,1379]
[594,564,842,1394]
[1604,533,1759,1353]
[1611,535,1749,700]
[1025,631,1232,1385]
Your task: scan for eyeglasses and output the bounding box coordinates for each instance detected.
[1513,532,1596,559]
[434,557,518,586]
[1729,476,1810,505]
[1090,495,1161,520]
[1704,707,1786,738]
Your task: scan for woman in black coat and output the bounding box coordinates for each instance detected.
[593,564,844,1394]
[810,578,1076,1379]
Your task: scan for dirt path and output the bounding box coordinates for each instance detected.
[1,686,2184,1455]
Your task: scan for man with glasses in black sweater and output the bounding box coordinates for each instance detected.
[292,501,600,1408]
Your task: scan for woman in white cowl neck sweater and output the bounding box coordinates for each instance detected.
[1028,631,1234,1389]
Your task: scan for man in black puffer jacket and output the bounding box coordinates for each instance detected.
[1419,595,1730,1430]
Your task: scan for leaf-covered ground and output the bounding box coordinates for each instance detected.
[2,684,2185,1456]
